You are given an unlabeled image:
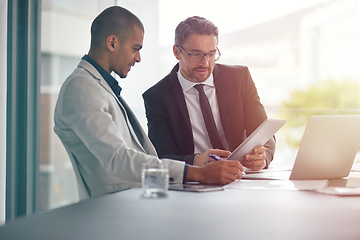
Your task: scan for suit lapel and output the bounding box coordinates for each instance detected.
[80,60,156,156]
[169,66,193,133]
[99,79,149,151]
[116,95,157,156]
[213,65,231,144]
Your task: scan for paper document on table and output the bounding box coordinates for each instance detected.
[242,169,292,180]
[314,187,360,196]
[225,179,328,191]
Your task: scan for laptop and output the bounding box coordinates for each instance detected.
[243,115,360,180]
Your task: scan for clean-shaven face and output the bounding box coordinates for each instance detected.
[113,25,143,78]
[174,34,218,83]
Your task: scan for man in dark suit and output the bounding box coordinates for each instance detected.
[143,16,275,171]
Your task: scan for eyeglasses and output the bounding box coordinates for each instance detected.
[177,45,221,62]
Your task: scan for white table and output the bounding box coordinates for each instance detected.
[1,179,360,239]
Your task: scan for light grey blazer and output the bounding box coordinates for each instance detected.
[54,59,185,199]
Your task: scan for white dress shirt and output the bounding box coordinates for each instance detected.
[177,71,230,153]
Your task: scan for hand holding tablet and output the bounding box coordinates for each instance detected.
[226,119,286,162]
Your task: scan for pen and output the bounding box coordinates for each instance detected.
[210,154,246,175]
[209,154,222,161]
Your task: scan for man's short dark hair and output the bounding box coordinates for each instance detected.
[175,16,219,46]
[90,6,144,48]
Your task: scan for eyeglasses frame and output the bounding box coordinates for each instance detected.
[177,45,221,62]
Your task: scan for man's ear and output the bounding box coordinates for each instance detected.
[106,35,117,52]
[173,45,180,60]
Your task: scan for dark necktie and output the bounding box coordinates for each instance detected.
[194,84,224,149]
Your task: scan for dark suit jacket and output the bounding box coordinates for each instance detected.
[143,63,275,166]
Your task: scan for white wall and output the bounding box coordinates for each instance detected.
[0,0,7,225]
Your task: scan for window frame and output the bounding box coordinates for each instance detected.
[6,0,40,221]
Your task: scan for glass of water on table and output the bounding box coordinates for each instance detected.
[142,160,169,198]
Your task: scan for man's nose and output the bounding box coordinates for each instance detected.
[135,51,141,63]
[199,54,210,66]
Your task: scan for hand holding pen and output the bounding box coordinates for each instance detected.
[193,149,231,166]
[210,154,246,175]
[209,154,223,161]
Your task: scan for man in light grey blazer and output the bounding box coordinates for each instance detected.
[54,6,243,199]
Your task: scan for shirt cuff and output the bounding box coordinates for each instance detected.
[182,164,189,183]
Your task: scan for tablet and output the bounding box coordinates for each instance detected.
[226,119,286,162]
[169,184,224,192]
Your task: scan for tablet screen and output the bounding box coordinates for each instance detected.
[227,119,286,161]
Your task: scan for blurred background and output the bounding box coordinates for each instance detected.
[2,0,360,217]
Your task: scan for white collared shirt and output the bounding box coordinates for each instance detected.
[177,70,230,153]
